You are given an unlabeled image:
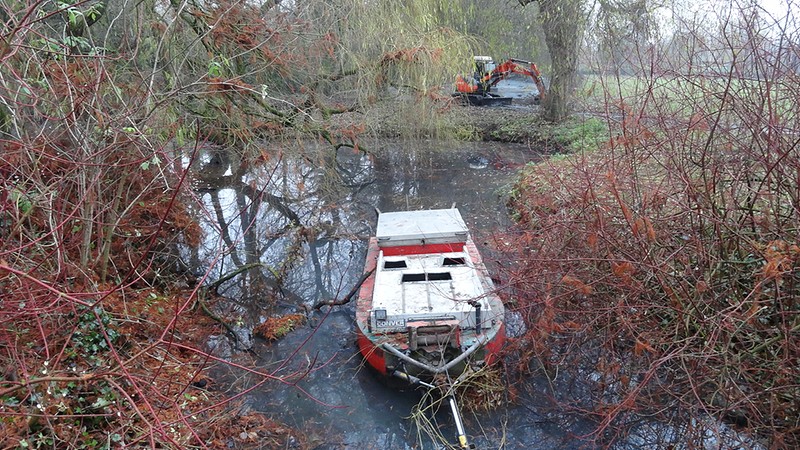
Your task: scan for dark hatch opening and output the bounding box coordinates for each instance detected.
[443,257,465,266]
[384,260,408,269]
[402,273,426,282]
[427,272,453,281]
[401,272,453,282]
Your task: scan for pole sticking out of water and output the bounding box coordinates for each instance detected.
[447,392,472,449]
[391,370,476,449]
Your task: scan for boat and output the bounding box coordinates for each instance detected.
[356,208,506,380]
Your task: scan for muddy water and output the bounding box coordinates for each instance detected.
[189,137,761,450]
[189,139,591,449]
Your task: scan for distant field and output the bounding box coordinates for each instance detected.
[575,72,797,120]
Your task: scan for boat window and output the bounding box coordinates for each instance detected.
[442,257,465,266]
[427,272,453,281]
[402,273,426,282]
[401,272,453,282]
[384,260,407,269]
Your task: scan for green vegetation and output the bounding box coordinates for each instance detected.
[489,114,608,153]
[5,1,536,445]
[488,114,543,142]
[541,116,609,152]
[2,0,798,447]
[578,73,799,120]
[71,307,120,362]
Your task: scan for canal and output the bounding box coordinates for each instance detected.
[185,137,759,449]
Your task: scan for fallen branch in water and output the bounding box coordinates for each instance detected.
[197,263,266,349]
[196,292,242,345]
[313,269,374,310]
[207,262,264,295]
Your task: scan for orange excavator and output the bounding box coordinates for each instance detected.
[454,56,546,106]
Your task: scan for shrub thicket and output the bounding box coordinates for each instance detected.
[505,16,800,448]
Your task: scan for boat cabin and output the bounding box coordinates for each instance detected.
[369,209,494,338]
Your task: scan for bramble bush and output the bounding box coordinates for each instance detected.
[503,7,799,448]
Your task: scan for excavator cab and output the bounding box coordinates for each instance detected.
[457,56,494,96]
[473,56,496,79]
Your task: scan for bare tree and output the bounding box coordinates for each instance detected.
[518,0,586,121]
[594,0,657,76]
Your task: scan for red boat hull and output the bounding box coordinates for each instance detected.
[356,233,506,377]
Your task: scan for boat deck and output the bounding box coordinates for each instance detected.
[355,208,506,376]
[372,250,493,333]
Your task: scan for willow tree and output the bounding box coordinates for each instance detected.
[594,0,657,76]
[329,0,479,137]
[518,0,586,122]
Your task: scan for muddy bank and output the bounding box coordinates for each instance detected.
[322,80,546,145]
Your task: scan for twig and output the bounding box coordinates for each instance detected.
[312,269,374,310]
[207,262,264,295]
[196,292,263,354]
[0,373,97,398]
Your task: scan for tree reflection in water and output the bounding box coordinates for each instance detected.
[186,142,376,349]
[183,139,546,449]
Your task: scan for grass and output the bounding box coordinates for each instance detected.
[577,73,800,122]
[488,113,610,153]
[546,116,609,153]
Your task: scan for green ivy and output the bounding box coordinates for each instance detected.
[72,307,120,360]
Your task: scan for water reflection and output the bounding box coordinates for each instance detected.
[189,140,533,314]
[185,138,768,449]
[188,139,552,448]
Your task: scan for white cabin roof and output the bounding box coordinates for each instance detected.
[376,209,468,247]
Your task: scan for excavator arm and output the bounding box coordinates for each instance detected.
[487,58,546,102]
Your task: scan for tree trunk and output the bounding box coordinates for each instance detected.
[520,0,584,122]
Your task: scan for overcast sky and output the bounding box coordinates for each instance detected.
[655,0,798,38]
[760,0,795,17]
